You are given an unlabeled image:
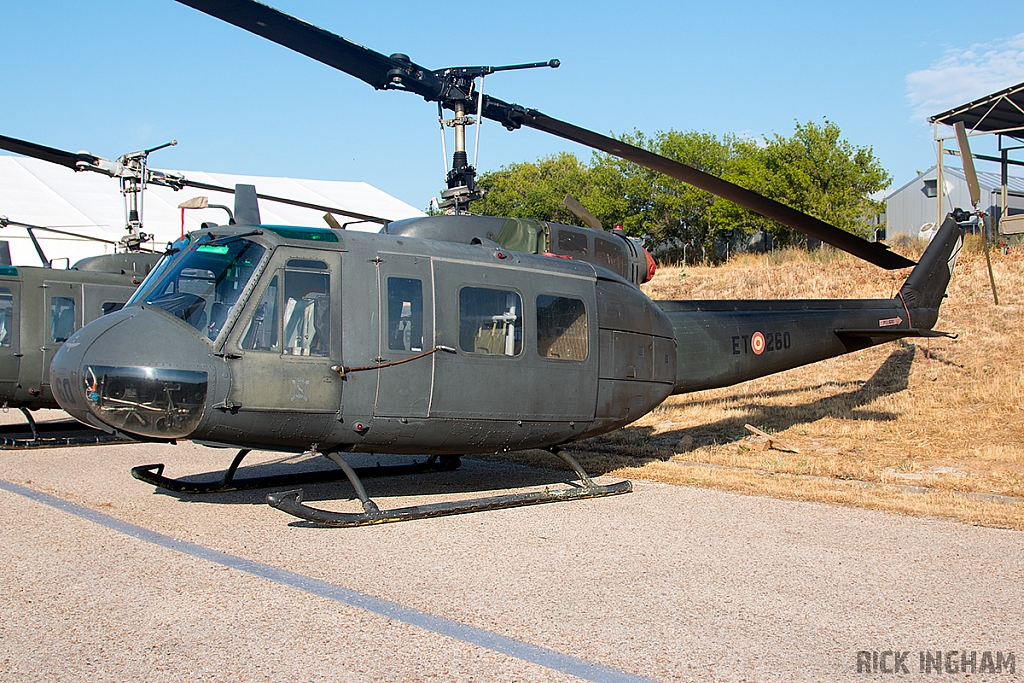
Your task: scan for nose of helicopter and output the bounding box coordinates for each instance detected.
[50,308,218,439]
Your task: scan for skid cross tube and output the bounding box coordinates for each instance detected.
[266,447,633,527]
[130,450,461,494]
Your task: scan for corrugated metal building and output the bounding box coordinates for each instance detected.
[0,155,424,267]
[884,165,1024,239]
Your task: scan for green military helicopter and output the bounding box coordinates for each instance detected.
[0,220,160,447]
[50,0,961,526]
[0,132,394,445]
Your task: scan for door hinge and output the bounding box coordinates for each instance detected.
[213,352,242,360]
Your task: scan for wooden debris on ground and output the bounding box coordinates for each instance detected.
[744,424,800,453]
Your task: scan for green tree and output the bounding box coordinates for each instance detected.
[714,120,891,244]
[472,152,593,225]
[588,130,731,251]
[473,120,891,259]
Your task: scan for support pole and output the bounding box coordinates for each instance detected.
[935,124,945,231]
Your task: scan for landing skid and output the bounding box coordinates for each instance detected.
[130,449,462,494]
[0,408,130,449]
[266,448,632,527]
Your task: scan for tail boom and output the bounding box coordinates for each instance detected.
[656,215,963,394]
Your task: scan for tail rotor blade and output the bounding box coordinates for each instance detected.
[953,122,982,208]
[952,121,999,304]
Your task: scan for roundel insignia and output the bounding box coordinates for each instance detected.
[751,331,766,355]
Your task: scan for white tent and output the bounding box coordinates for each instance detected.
[0,155,424,267]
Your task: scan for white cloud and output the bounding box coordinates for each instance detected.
[906,33,1024,122]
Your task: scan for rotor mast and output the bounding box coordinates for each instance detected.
[117,140,178,251]
[399,59,560,214]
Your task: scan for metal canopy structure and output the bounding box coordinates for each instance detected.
[928,80,1024,232]
[930,80,1024,138]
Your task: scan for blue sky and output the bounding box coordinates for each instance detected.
[3,1,1023,211]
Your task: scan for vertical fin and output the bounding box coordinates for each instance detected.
[898,215,963,312]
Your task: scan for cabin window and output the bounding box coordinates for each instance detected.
[283,270,330,357]
[459,287,522,356]
[557,229,588,256]
[536,295,588,361]
[240,275,279,352]
[51,296,76,343]
[594,237,625,274]
[387,277,423,352]
[0,288,12,347]
[102,302,125,315]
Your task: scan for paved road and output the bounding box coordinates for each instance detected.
[0,415,1021,682]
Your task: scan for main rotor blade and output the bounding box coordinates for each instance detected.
[181,180,389,225]
[174,0,409,90]
[173,0,914,270]
[0,217,159,250]
[0,134,98,170]
[510,109,914,270]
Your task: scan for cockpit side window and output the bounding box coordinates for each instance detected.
[282,269,330,357]
[240,275,279,352]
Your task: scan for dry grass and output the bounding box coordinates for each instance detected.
[492,239,1024,528]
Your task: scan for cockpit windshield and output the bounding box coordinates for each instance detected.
[138,238,267,341]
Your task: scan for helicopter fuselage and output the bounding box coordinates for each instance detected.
[50,224,676,454]
[50,215,961,458]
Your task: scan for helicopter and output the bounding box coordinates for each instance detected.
[0,223,160,446]
[48,0,961,526]
[0,132,397,445]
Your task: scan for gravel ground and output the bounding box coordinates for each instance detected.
[0,411,1021,682]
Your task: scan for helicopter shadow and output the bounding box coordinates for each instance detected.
[575,342,920,476]
[148,451,584,508]
[145,343,921,506]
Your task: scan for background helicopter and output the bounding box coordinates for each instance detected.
[49,0,960,527]
[0,132,400,445]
